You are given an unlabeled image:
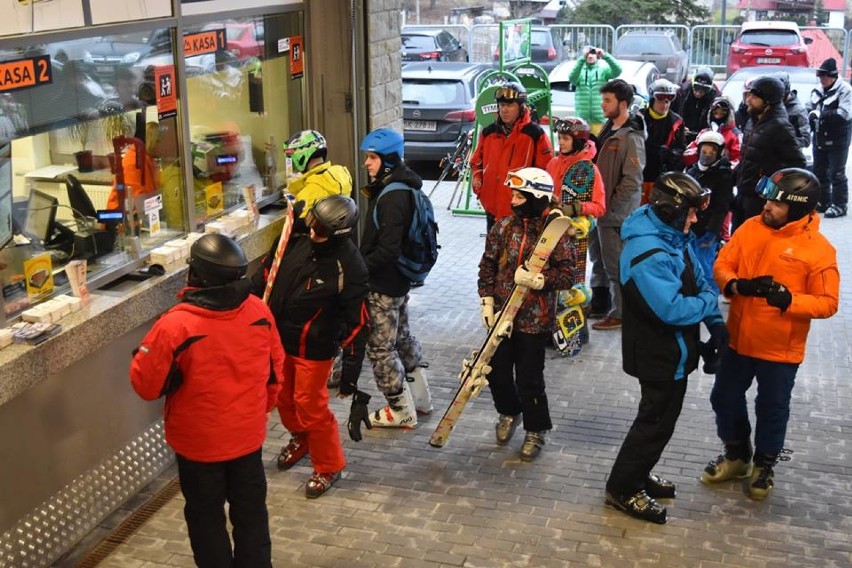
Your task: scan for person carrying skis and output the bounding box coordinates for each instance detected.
[545,116,605,353]
[251,195,369,499]
[478,167,577,461]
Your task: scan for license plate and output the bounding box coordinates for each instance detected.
[404,120,437,132]
[756,57,781,64]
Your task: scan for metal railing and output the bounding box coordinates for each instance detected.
[689,25,739,76]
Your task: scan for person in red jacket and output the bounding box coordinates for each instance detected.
[702,168,839,501]
[130,234,285,568]
[471,81,553,232]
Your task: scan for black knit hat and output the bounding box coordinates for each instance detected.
[817,58,839,77]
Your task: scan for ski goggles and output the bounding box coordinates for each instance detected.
[711,99,732,111]
[756,175,784,201]
[505,172,551,192]
[495,87,524,102]
[653,93,676,102]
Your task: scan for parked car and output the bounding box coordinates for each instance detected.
[721,65,818,166]
[401,62,491,162]
[493,26,566,74]
[548,59,661,119]
[401,29,467,62]
[726,21,812,76]
[613,30,688,84]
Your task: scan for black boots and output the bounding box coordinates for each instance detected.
[605,490,667,524]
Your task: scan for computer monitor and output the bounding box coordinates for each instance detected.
[65,174,97,229]
[23,189,58,245]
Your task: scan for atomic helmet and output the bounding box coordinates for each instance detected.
[649,172,711,230]
[187,234,248,287]
[360,128,404,173]
[495,81,527,104]
[284,130,328,173]
[649,78,678,100]
[553,117,590,153]
[505,167,553,218]
[307,195,359,238]
[749,76,785,106]
[756,167,820,221]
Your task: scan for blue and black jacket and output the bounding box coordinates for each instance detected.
[619,205,724,381]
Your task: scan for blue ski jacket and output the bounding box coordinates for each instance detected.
[619,205,724,381]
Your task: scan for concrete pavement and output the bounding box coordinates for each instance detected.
[58,176,852,568]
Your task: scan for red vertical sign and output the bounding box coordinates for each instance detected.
[155,65,177,120]
[290,36,304,79]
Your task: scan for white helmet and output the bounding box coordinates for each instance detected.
[696,130,725,149]
[649,78,678,98]
[504,167,554,200]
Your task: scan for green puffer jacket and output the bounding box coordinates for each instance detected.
[568,54,622,124]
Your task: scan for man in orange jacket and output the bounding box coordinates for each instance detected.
[702,168,839,501]
[471,81,552,232]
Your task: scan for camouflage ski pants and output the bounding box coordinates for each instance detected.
[366,292,422,395]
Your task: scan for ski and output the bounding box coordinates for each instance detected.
[429,210,573,448]
[262,200,295,304]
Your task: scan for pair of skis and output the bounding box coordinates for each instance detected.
[429,210,573,448]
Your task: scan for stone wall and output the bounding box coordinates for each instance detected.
[365,0,403,131]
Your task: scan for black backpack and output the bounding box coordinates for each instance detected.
[373,182,439,283]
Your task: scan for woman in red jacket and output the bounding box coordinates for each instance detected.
[131,234,285,568]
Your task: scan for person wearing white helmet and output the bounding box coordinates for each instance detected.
[478,167,577,461]
[685,130,734,294]
[683,96,742,169]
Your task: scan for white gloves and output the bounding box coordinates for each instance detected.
[480,296,496,329]
[514,265,545,290]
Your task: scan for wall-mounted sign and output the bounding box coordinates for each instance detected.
[290,36,303,79]
[154,65,177,120]
[183,28,226,57]
[0,55,52,93]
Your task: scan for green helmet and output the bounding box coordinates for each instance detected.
[284,130,328,173]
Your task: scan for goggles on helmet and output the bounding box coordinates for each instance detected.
[755,175,798,202]
[505,172,551,192]
[712,99,731,111]
[305,210,330,238]
[653,93,676,102]
[695,188,712,210]
[495,87,524,102]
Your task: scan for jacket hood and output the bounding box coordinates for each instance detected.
[622,205,691,247]
[179,278,253,311]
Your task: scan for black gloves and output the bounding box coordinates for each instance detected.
[347,390,372,442]
[731,276,775,297]
[709,323,729,353]
[766,283,793,312]
[700,323,729,374]
[292,199,306,218]
[338,376,357,396]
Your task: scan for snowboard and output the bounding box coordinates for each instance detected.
[429,210,573,448]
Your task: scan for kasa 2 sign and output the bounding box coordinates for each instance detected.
[0,55,52,93]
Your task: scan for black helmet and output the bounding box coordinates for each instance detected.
[756,167,820,221]
[187,234,248,286]
[650,172,711,230]
[749,76,785,105]
[693,67,714,91]
[307,195,359,238]
[495,81,527,104]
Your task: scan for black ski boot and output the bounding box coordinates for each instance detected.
[605,489,667,524]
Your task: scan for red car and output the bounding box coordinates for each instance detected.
[726,21,812,75]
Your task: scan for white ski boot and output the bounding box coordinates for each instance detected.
[406,366,433,415]
[371,384,418,429]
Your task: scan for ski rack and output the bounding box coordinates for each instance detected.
[452,19,554,217]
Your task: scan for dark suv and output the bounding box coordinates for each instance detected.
[613,30,688,84]
[494,26,566,73]
[402,62,490,162]
[402,29,467,62]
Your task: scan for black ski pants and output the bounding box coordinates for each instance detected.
[487,330,552,432]
[606,377,688,498]
[176,448,272,568]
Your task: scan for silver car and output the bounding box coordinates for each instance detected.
[613,31,688,84]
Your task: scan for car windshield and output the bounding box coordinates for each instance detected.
[616,36,672,55]
[739,30,800,47]
[402,80,466,105]
[402,35,436,51]
[531,30,552,47]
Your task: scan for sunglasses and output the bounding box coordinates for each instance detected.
[505,173,551,191]
[495,87,523,102]
[654,93,676,102]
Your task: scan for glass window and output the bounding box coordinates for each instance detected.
[616,36,674,55]
[402,80,466,106]
[739,30,800,47]
[184,13,303,223]
[402,35,439,51]
[0,27,185,318]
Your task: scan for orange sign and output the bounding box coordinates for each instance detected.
[154,65,177,120]
[183,29,226,57]
[0,55,52,93]
[290,36,303,79]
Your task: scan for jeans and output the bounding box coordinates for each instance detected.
[813,144,849,208]
[176,449,271,568]
[487,331,552,432]
[710,348,799,456]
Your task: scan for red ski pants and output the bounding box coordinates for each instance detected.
[276,355,345,474]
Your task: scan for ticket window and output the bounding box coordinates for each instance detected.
[184,13,304,222]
